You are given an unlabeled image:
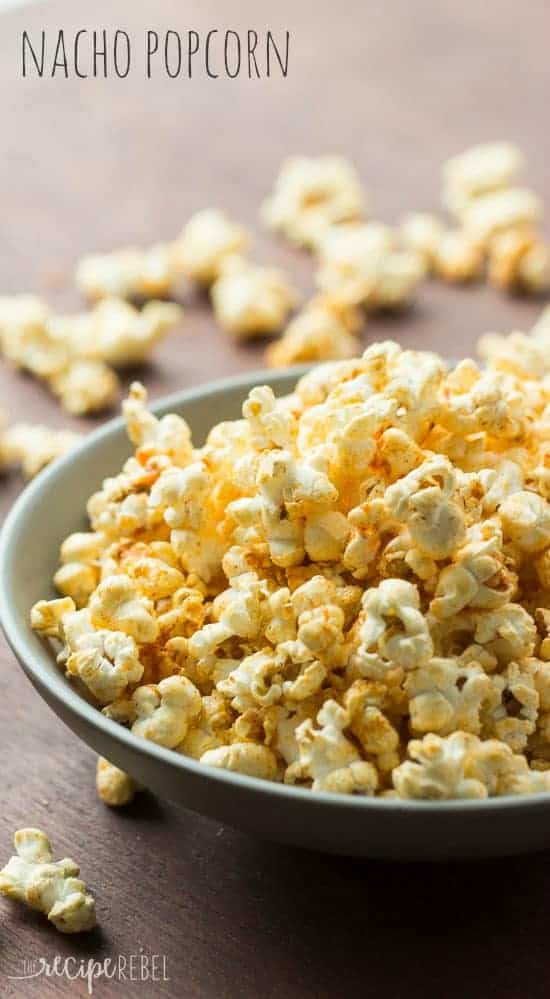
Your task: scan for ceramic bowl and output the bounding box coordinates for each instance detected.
[2,367,550,860]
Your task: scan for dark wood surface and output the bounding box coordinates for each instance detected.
[2,1,550,995]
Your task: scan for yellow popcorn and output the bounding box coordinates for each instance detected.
[0,423,82,479]
[30,336,550,799]
[461,187,542,247]
[75,242,177,301]
[315,220,425,310]
[0,295,180,416]
[433,229,485,282]
[262,155,366,248]
[399,212,446,269]
[131,676,202,748]
[266,296,361,368]
[175,209,249,285]
[488,229,550,294]
[442,142,524,216]
[211,256,297,338]
[201,743,278,780]
[0,828,96,934]
[96,757,139,807]
[49,298,183,367]
[90,574,159,643]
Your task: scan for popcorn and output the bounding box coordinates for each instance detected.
[433,230,484,283]
[175,209,249,285]
[399,213,446,270]
[96,757,139,807]
[355,579,433,673]
[0,828,96,933]
[261,155,366,247]
[75,242,177,301]
[201,743,278,780]
[31,338,550,799]
[211,257,297,338]
[48,298,183,367]
[461,188,542,247]
[266,296,361,367]
[0,294,180,415]
[286,700,378,793]
[315,223,424,309]
[131,676,202,748]
[0,423,82,479]
[488,230,550,294]
[392,732,487,799]
[442,142,524,216]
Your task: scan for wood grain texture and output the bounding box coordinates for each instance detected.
[1,0,550,996]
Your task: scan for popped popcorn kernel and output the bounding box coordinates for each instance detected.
[211,256,297,339]
[76,243,177,301]
[262,155,366,248]
[0,829,96,934]
[96,757,139,807]
[175,209,250,285]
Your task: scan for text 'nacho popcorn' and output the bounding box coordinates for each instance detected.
[0,828,96,934]
[29,332,550,800]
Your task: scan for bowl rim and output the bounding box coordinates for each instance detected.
[1,364,549,816]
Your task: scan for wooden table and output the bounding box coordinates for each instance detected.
[1,0,550,995]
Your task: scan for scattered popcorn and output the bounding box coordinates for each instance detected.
[461,188,542,247]
[48,298,183,367]
[315,223,424,309]
[96,757,139,807]
[30,337,550,799]
[433,229,485,283]
[0,295,181,415]
[175,209,250,285]
[0,828,96,933]
[442,142,524,216]
[266,296,361,367]
[76,243,177,301]
[0,423,82,478]
[211,256,297,338]
[261,155,366,248]
[400,213,446,270]
[488,229,550,294]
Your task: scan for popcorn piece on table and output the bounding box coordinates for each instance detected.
[488,229,550,295]
[0,828,96,933]
[433,229,485,282]
[48,298,183,367]
[96,757,139,807]
[75,242,177,301]
[265,296,361,367]
[399,212,446,270]
[442,142,524,217]
[211,256,297,338]
[0,423,82,479]
[315,223,424,309]
[175,209,250,286]
[460,187,542,248]
[261,155,366,248]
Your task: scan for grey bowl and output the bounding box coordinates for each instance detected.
[2,367,550,860]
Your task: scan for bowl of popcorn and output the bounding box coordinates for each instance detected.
[4,337,550,860]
